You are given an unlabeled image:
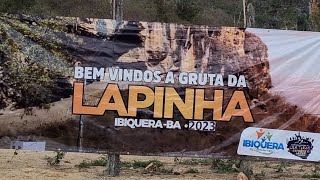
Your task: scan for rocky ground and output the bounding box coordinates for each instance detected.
[0,149,319,180]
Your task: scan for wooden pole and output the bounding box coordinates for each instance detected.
[111,0,123,22]
[108,1,121,177]
[77,115,83,152]
[116,0,123,22]
[107,154,120,176]
[239,160,253,180]
[112,0,116,20]
[77,79,86,152]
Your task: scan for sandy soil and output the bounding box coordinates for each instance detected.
[0,149,318,180]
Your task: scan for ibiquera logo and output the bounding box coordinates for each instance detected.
[242,129,284,155]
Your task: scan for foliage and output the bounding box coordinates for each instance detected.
[0,25,54,108]
[120,160,163,169]
[211,159,240,173]
[185,168,199,174]
[254,0,302,29]
[132,160,163,169]
[154,0,169,22]
[311,7,320,31]
[75,156,108,168]
[159,168,173,174]
[254,170,266,179]
[120,161,133,168]
[47,149,66,166]
[302,172,320,178]
[0,14,74,110]
[175,158,213,166]
[0,0,36,14]
[7,150,18,162]
[0,0,317,31]
[302,164,320,178]
[275,161,287,173]
[175,0,200,21]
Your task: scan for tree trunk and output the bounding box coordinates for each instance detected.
[111,0,123,21]
[239,160,253,180]
[107,154,120,177]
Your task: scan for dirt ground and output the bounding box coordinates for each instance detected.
[0,149,319,180]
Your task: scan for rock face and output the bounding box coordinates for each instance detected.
[75,18,271,98]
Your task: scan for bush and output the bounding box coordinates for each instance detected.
[75,156,108,168]
[211,159,240,173]
[47,149,66,166]
[120,160,163,169]
[185,168,199,174]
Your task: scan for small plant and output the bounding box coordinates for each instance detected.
[302,164,320,178]
[302,173,320,178]
[298,166,304,172]
[178,158,213,166]
[264,162,270,168]
[275,161,286,173]
[120,160,168,174]
[211,159,240,173]
[76,160,91,168]
[120,161,133,168]
[159,168,173,174]
[75,156,108,168]
[174,157,180,163]
[7,150,18,162]
[254,170,266,180]
[314,164,320,173]
[185,168,199,174]
[120,160,163,169]
[47,149,66,166]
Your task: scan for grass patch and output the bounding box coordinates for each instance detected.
[263,162,270,168]
[176,158,213,166]
[143,167,174,175]
[275,161,286,173]
[185,168,199,174]
[254,170,266,180]
[75,156,107,168]
[120,161,133,168]
[211,159,240,173]
[302,173,320,178]
[120,160,163,169]
[159,168,173,174]
[121,160,171,175]
[302,164,320,178]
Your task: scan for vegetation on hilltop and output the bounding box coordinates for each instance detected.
[0,0,319,31]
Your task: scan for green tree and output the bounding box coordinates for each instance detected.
[0,0,36,13]
[297,11,308,31]
[175,0,200,21]
[311,9,320,31]
[154,0,169,22]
